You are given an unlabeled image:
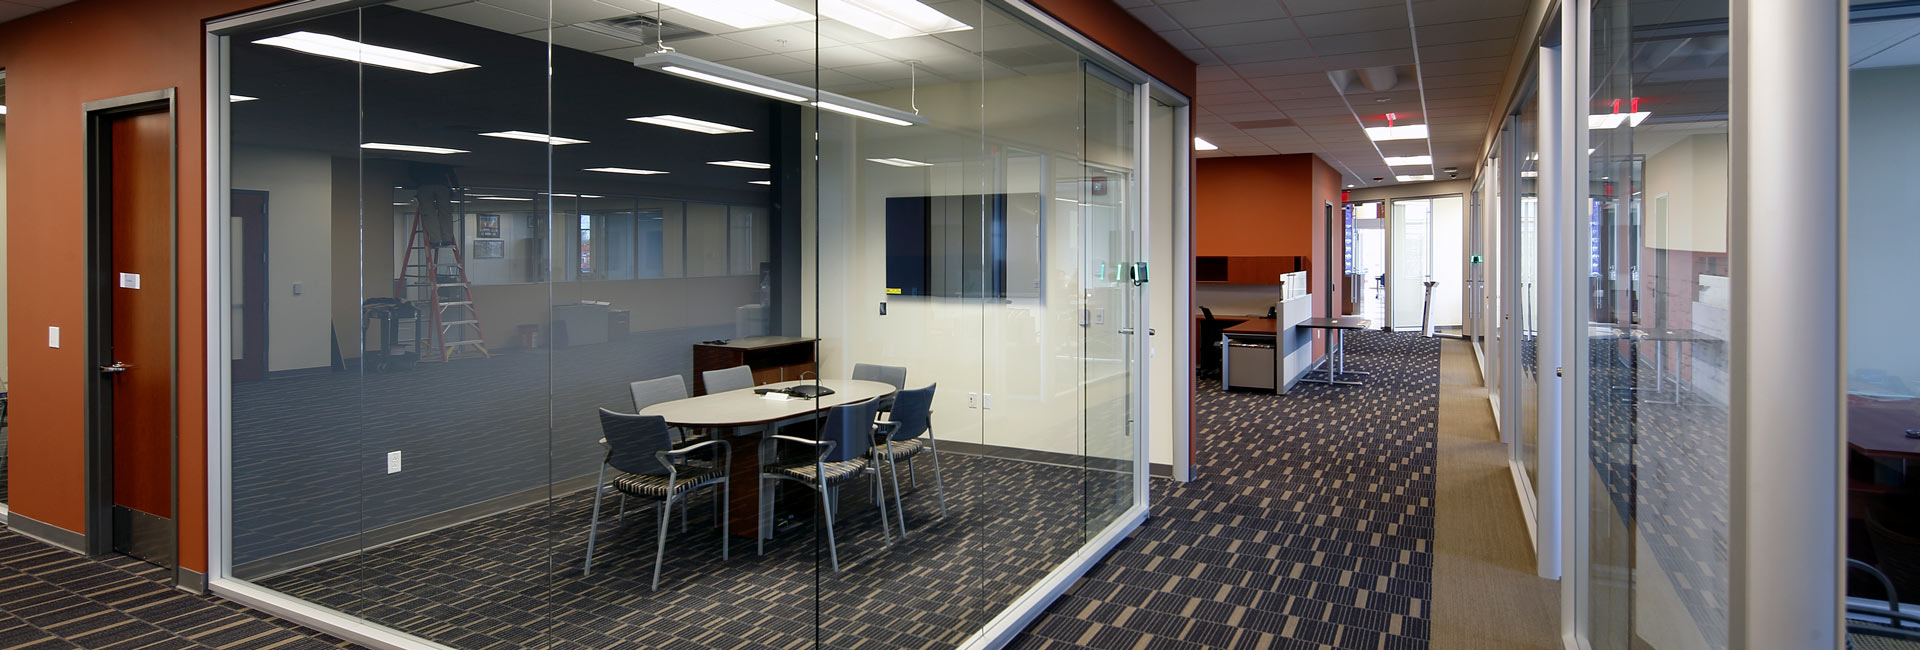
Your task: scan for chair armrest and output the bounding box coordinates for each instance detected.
[765,434,834,460]
[656,439,730,472]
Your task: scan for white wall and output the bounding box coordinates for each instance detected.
[232,145,334,372]
[1643,132,1730,254]
[1148,101,1174,468]
[1848,65,1920,394]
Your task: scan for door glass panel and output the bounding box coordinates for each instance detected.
[1517,88,1542,490]
[1389,198,1432,330]
[1082,63,1136,535]
[1585,0,1731,646]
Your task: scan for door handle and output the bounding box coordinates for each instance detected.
[100,361,133,374]
[1118,328,1135,335]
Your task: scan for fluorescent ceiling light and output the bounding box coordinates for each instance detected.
[362,142,468,155]
[480,130,588,145]
[750,180,772,185]
[629,114,752,134]
[813,101,913,127]
[472,196,533,201]
[662,65,806,102]
[1521,170,1539,178]
[230,95,259,103]
[253,31,478,74]
[655,0,813,29]
[867,157,932,167]
[1193,137,1218,151]
[710,160,772,169]
[1396,174,1434,182]
[820,0,971,39]
[545,193,604,198]
[1383,155,1431,166]
[392,202,411,206]
[1588,112,1649,129]
[585,167,669,175]
[1365,124,1428,141]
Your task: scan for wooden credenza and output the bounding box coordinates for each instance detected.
[692,336,818,394]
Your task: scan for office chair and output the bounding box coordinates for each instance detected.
[584,409,729,591]
[1199,307,1223,378]
[627,375,705,527]
[872,384,945,537]
[758,398,891,571]
[702,365,755,394]
[851,362,907,412]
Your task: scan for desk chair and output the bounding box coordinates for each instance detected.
[630,375,692,441]
[873,384,945,537]
[702,365,754,394]
[759,398,891,571]
[851,362,906,412]
[585,409,729,591]
[1198,307,1223,378]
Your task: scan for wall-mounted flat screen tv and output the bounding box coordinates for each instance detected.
[885,193,1042,299]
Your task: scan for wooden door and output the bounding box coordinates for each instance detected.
[231,191,268,381]
[104,109,174,566]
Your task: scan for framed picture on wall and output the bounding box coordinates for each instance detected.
[473,239,505,259]
[476,214,502,239]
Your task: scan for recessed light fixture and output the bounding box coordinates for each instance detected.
[1193,137,1218,151]
[585,167,670,175]
[867,157,933,167]
[1396,174,1434,182]
[253,31,478,74]
[629,115,752,135]
[230,95,259,103]
[654,0,813,29]
[392,202,411,206]
[813,101,913,127]
[362,142,468,155]
[820,0,972,39]
[545,193,604,198]
[480,130,589,145]
[1346,184,1355,188]
[1383,155,1432,166]
[1366,124,1429,141]
[472,196,534,202]
[709,160,772,170]
[750,180,772,185]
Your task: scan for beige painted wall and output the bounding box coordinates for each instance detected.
[1643,133,1730,254]
[233,145,334,372]
[1848,65,1920,394]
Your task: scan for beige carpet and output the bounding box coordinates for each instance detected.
[1433,338,1562,649]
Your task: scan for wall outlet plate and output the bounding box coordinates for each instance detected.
[967,392,978,408]
[387,450,403,474]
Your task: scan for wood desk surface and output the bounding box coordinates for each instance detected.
[1849,396,1920,459]
[1298,316,1372,330]
[639,379,894,428]
[1223,318,1277,335]
[694,335,815,351]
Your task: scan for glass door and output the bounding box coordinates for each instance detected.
[1388,198,1432,330]
[1080,63,1138,537]
[1515,87,1542,493]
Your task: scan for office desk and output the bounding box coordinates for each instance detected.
[642,379,896,539]
[1849,397,1920,461]
[1299,317,1372,386]
[1222,318,1276,335]
[1220,318,1276,391]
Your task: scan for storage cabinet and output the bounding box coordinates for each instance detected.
[692,336,817,394]
[1195,255,1309,284]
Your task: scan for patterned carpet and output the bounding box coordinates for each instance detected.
[1010,331,1441,650]
[0,523,368,650]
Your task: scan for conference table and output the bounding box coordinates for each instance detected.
[640,379,896,540]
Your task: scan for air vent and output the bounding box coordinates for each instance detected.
[1231,118,1296,130]
[581,14,706,45]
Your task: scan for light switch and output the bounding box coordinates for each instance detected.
[292,282,303,296]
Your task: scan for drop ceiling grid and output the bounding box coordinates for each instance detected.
[1136,0,1530,187]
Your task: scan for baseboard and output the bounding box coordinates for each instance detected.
[7,513,87,553]
[177,566,208,594]
[233,473,600,580]
[939,440,1136,475]
[959,503,1148,650]
[1509,459,1539,555]
[0,502,9,525]
[1149,462,1173,479]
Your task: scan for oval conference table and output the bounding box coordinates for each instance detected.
[640,379,896,540]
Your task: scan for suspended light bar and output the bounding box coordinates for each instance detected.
[253,31,478,74]
[480,130,589,145]
[1382,155,1431,166]
[636,51,927,127]
[629,114,753,134]
[362,142,468,155]
[750,180,773,185]
[709,160,772,169]
[867,157,933,167]
[654,0,813,29]
[1193,137,1218,151]
[585,167,669,175]
[1396,174,1434,182]
[230,95,259,103]
[821,0,972,39]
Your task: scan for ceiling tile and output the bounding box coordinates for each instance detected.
[1294,6,1407,38]
[1211,40,1317,64]
[1130,5,1182,32]
[1188,20,1301,48]
[1418,39,1512,62]
[1155,0,1290,28]
[1157,29,1205,51]
[427,2,548,35]
[1307,27,1411,56]
[653,35,768,61]
[1317,49,1414,69]
[1417,16,1525,46]
[1228,58,1329,78]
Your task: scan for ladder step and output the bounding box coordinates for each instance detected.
[441,320,479,326]
[439,301,473,307]
[445,339,485,346]
[436,282,468,288]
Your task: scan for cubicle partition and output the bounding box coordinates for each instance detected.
[206,2,1182,648]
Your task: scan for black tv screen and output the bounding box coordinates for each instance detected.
[886,194,1040,299]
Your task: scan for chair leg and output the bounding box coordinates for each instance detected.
[930,443,948,518]
[887,451,908,538]
[819,485,840,572]
[681,493,690,533]
[720,480,730,561]
[652,494,673,591]
[584,464,607,576]
[617,493,627,520]
[872,453,892,547]
[909,457,918,487]
[757,475,770,557]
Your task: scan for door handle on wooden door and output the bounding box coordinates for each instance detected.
[100,361,133,374]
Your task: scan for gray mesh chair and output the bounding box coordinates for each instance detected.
[851,363,906,412]
[758,398,890,571]
[702,365,755,394]
[585,409,729,591]
[873,384,945,537]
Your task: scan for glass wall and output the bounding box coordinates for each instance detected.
[1387,196,1463,332]
[1845,1,1920,635]
[1514,82,1541,494]
[1583,0,1732,646]
[217,1,1160,648]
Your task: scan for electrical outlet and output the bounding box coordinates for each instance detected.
[1093,309,1105,325]
[967,392,978,408]
[48,326,59,348]
[387,450,403,474]
[879,302,887,316]
[982,393,992,409]
[292,282,303,296]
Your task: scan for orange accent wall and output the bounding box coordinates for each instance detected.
[1026,0,1197,98]
[1310,155,1346,319]
[1196,155,1316,259]
[0,0,275,574]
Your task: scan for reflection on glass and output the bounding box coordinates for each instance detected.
[221,0,1153,648]
[1516,85,1542,491]
[1586,0,1731,647]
